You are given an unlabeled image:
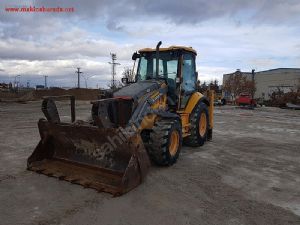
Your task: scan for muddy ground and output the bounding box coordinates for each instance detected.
[0,101,299,225]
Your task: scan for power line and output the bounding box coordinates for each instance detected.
[81,74,94,88]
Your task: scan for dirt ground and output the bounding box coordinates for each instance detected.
[0,101,299,225]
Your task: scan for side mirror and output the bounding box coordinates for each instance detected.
[132,52,140,60]
[195,71,198,81]
[121,77,129,84]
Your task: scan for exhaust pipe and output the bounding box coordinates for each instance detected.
[156,41,162,78]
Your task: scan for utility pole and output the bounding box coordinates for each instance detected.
[14,75,21,92]
[76,68,83,88]
[251,69,255,102]
[108,53,120,90]
[44,75,48,89]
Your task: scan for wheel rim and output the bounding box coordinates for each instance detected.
[199,112,207,137]
[169,130,179,156]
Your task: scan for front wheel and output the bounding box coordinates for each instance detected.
[184,102,209,147]
[146,119,182,166]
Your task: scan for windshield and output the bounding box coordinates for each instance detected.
[136,51,179,81]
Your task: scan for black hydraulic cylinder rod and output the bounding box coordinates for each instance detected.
[70,96,75,123]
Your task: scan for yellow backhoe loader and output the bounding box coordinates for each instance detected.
[27,42,214,196]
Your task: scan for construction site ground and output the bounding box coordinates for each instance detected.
[0,101,299,225]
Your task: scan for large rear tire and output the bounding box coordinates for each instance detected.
[184,102,209,147]
[147,119,182,166]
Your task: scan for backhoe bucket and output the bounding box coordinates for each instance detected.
[27,118,150,196]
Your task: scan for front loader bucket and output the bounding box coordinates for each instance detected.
[27,119,150,196]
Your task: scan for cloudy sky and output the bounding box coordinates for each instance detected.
[0,0,300,88]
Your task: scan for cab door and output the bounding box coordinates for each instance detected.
[180,52,197,108]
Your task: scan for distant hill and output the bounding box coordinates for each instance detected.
[0,88,104,102]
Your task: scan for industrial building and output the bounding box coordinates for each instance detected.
[223,68,300,100]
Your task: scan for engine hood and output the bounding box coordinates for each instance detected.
[113,80,162,101]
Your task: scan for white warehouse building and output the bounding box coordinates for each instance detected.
[223,68,300,100]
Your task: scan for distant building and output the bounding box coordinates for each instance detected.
[223,68,300,100]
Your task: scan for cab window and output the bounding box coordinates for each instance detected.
[182,53,196,92]
[136,52,178,83]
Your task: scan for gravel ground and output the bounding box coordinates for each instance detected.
[0,101,300,225]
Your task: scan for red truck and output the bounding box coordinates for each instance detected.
[236,93,256,107]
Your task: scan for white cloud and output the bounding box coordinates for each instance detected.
[0,59,113,87]
[0,0,300,87]
[0,26,142,61]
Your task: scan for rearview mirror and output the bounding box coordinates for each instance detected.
[121,77,129,84]
[132,52,140,60]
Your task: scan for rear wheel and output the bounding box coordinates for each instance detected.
[146,119,182,166]
[184,102,209,147]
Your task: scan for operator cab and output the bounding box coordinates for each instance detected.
[135,46,198,108]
